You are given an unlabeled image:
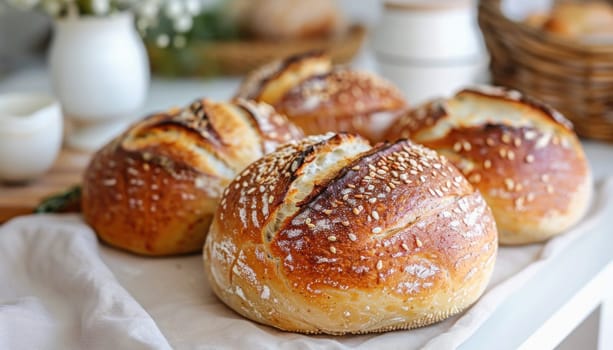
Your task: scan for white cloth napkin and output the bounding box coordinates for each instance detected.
[0,216,171,350]
[1,178,611,350]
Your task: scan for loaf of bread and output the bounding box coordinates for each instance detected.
[525,1,613,42]
[82,99,303,256]
[385,86,592,245]
[231,0,347,40]
[235,52,408,142]
[204,133,497,334]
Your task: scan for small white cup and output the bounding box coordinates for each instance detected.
[0,93,63,183]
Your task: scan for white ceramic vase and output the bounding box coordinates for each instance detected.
[49,12,150,151]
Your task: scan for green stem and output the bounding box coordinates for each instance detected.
[35,186,82,214]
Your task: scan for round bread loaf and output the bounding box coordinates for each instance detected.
[538,2,613,40]
[204,133,497,334]
[385,86,592,245]
[234,0,347,40]
[235,52,408,142]
[82,98,303,256]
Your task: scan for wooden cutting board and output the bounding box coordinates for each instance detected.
[0,148,92,223]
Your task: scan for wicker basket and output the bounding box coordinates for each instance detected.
[478,0,613,141]
[146,25,366,78]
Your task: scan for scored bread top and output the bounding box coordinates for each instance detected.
[82,98,303,255]
[87,97,303,208]
[275,68,407,122]
[117,98,303,189]
[235,51,332,102]
[235,52,408,142]
[236,51,407,118]
[393,87,575,141]
[386,86,592,243]
[206,133,497,333]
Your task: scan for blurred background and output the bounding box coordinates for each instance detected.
[4,0,613,147]
[4,0,613,142]
[0,0,382,77]
[0,0,492,121]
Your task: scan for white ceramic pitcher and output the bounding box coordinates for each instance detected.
[49,12,149,151]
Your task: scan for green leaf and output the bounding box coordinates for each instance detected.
[35,186,82,214]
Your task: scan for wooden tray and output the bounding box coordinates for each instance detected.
[146,25,367,77]
[0,149,90,223]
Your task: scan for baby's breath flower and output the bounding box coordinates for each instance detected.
[164,1,183,19]
[156,33,170,48]
[138,1,159,20]
[136,17,150,33]
[173,14,192,33]
[6,0,223,50]
[184,0,200,15]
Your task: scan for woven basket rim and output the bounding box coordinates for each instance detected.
[479,0,613,141]
[481,0,613,54]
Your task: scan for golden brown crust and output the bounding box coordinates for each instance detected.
[235,51,331,102]
[459,86,574,130]
[275,69,408,142]
[235,0,347,41]
[204,133,497,334]
[386,87,593,244]
[525,1,613,39]
[82,99,303,256]
[235,53,408,142]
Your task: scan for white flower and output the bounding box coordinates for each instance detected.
[164,0,183,19]
[6,0,206,40]
[184,0,200,15]
[91,0,110,15]
[138,1,159,20]
[136,17,150,33]
[156,33,170,48]
[173,14,192,33]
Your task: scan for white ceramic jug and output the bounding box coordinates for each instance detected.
[49,12,149,151]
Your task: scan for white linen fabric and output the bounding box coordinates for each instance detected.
[0,216,171,350]
[1,178,611,350]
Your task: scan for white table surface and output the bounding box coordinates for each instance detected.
[1,58,612,349]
